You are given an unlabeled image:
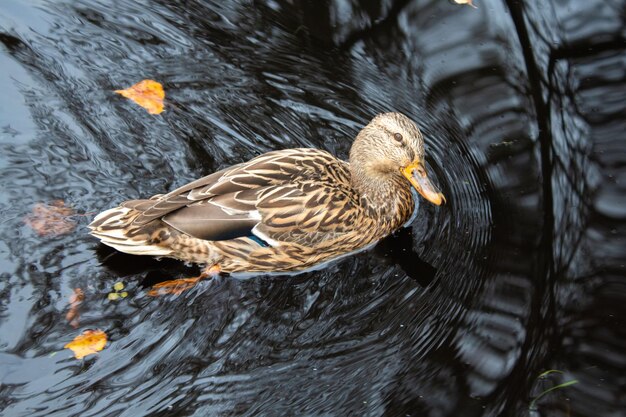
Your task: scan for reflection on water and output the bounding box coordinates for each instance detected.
[0,0,624,416]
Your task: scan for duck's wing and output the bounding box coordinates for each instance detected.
[250,181,362,246]
[163,179,361,247]
[121,148,356,245]
[127,148,337,225]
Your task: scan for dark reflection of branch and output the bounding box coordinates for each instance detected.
[340,0,413,50]
[551,36,626,61]
[502,0,557,408]
[261,0,413,48]
[549,35,626,125]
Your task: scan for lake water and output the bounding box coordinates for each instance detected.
[0,1,624,416]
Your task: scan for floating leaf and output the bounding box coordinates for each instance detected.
[24,200,76,237]
[108,281,128,301]
[454,0,477,8]
[148,277,202,297]
[115,79,165,114]
[64,329,107,359]
[65,288,84,328]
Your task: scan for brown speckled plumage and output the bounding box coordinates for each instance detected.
[89,112,444,274]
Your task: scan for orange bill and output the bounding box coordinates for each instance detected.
[401,160,445,206]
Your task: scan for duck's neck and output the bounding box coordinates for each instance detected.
[350,163,415,231]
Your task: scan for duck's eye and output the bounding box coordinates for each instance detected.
[394,133,403,142]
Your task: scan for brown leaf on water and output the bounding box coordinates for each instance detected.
[64,329,107,359]
[454,0,477,8]
[65,288,84,328]
[24,200,76,237]
[115,79,165,114]
[147,277,202,297]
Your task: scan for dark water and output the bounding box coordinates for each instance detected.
[1,0,624,416]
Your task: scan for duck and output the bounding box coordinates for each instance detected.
[89,112,445,276]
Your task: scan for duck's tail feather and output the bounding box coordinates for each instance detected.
[88,205,174,257]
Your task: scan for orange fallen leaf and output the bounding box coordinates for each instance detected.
[24,200,76,237]
[65,288,84,328]
[115,79,165,114]
[454,0,477,7]
[148,277,202,297]
[64,329,107,359]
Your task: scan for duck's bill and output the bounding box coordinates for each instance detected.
[401,160,446,206]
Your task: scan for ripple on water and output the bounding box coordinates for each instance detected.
[0,0,624,416]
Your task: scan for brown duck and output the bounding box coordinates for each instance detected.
[89,112,444,276]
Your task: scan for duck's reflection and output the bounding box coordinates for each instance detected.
[95,244,201,287]
[374,227,437,287]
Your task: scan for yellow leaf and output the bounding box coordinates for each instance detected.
[454,0,477,8]
[64,330,107,359]
[113,281,125,292]
[115,79,165,114]
[120,292,128,298]
[107,292,119,301]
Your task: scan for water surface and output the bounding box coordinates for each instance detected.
[0,1,624,416]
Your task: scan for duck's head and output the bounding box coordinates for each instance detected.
[349,112,445,206]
